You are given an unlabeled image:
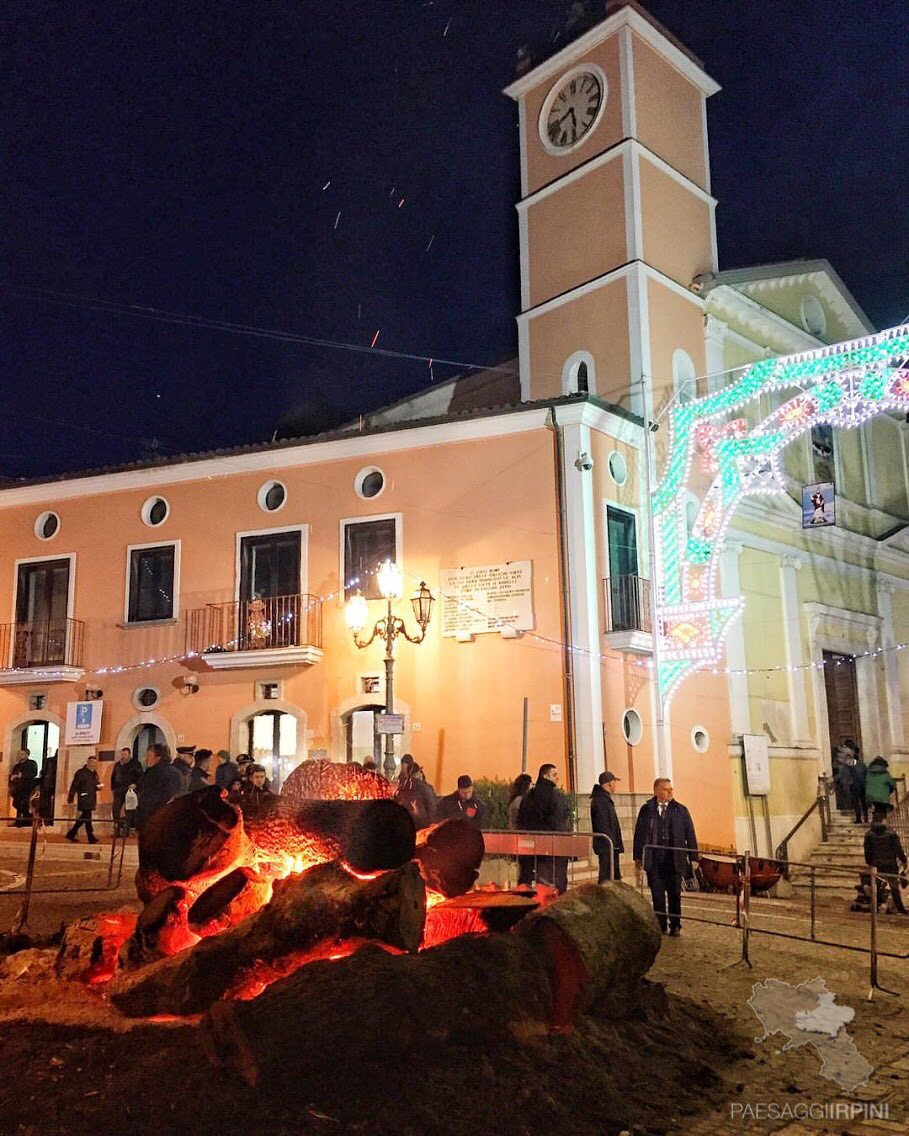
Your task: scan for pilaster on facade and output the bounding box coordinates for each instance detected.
[720,540,749,738]
[704,314,727,394]
[561,420,604,791]
[779,553,812,746]
[876,580,905,753]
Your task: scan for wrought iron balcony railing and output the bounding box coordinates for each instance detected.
[603,575,651,634]
[185,593,323,656]
[1,618,85,670]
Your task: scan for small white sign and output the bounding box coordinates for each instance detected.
[743,733,771,795]
[65,701,104,746]
[550,704,563,723]
[440,561,534,637]
[376,713,405,735]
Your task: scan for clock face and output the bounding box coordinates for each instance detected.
[541,69,605,152]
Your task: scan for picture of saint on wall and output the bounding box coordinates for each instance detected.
[801,481,835,528]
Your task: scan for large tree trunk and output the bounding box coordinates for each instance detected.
[202,885,662,1089]
[110,860,426,1018]
[518,883,662,1027]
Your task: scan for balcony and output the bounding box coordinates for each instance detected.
[603,576,653,654]
[0,618,86,684]
[186,593,323,670]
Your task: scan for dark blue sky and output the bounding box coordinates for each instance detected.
[3,1,907,479]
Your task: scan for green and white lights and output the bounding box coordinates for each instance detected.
[652,324,909,702]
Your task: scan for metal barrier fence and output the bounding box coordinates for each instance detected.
[640,843,908,997]
[481,829,615,888]
[0,814,134,934]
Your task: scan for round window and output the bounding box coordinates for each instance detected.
[607,451,627,486]
[691,726,710,753]
[258,480,287,513]
[34,511,60,540]
[133,686,161,710]
[141,496,170,527]
[355,467,386,500]
[800,295,827,338]
[622,708,643,746]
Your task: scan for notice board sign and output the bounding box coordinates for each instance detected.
[440,561,534,637]
[742,733,771,796]
[376,714,405,735]
[65,701,104,746]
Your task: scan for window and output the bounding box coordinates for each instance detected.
[34,511,60,540]
[343,517,398,599]
[141,496,170,527]
[800,295,827,338]
[127,544,176,623]
[691,725,710,753]
[622,709,643,745]
[672,349,697,405]
[562,351,595,396]
[355,467,386,500]
[810,423,835,484]
[133,686,161,710]
[257,480,287,513]
[607,451,627,486]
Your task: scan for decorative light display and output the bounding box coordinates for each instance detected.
[651,324,909,703]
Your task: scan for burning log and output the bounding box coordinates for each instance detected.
[412,818,485,898]
[110,860,426,1018]
[202,886,661,1088]
[243,799,417,874]
[138,785,243,889]
[281,758,394,802]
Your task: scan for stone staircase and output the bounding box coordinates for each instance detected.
[790,809,866,901]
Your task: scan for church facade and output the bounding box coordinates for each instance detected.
[1,2,906,856]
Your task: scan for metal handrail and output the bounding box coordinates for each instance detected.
[775,774,830,875]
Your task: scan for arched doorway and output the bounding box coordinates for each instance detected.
[247,711,298,791]
[132,723,165,762]
[20,719,60,768]
[342,703,384,764]
[115,714,177,762]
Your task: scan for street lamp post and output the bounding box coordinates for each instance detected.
[345,561,434,780]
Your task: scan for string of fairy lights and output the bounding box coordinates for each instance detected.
[9,561,903,690]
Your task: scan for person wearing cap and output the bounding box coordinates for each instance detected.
[438,775,486,827]
[214,749,239,793]
[172,745,195,794]
[590,771,624,883]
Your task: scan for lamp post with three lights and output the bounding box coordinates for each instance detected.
[344,560,434,780]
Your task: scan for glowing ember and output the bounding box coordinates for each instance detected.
[281,759,395,803]
[340,861,384,880]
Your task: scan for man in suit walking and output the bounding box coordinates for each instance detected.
[633,778,698,936]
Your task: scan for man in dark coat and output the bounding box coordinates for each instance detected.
[590,771,624,882]
[864,805,908,915]
[518,764,571,893]
[438,775,486,828]
[214,749,239,793]
[65,755,101,844]
[850,751,868,824]
[189,749,213,792]
[111,747,144,835]
[9,749,39,827]
[394,763,438,829]
[633,778,698,936]
[136,744,182,831]
[172,745,195,794]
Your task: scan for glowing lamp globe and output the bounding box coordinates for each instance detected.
[377,559,402,600]
[345,591,368,633]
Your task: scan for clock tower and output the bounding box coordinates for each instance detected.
[504,1,719,420]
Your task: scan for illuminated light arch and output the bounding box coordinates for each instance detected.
[652,324,909,702]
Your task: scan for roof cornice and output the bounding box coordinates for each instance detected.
[503,6,720,101]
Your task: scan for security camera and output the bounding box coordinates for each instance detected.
[574,451,594,472]
[178,674,199,696]
[85,687,103,701]
[648,421,660,433]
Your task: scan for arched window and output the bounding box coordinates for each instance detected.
[672,349,697,405]
[562,351,596,396]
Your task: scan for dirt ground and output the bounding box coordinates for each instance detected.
[0,858,907,1136]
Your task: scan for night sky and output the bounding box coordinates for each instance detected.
[3,1,907,480]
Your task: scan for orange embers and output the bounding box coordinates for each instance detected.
[82,912,138,985]
[225,938,404,1002]
[339,861,384,881]
[281,759,395,803]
